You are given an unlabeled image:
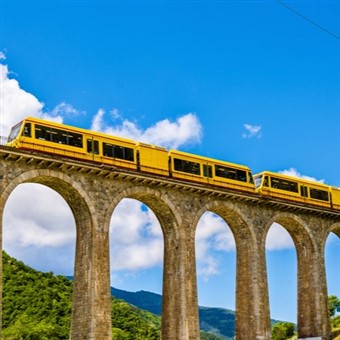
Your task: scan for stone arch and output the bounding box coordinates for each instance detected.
[105,185,192,339]
[0,169,95,231]
[262,212,316,253]
[323,222,340,250]
[104,185,181,236]
[0,169,112,339]
[192,200,271,338]
[191,200,257,244]
[264,212,328,338]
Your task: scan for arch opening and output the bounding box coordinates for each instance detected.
[266,222,297,326]
[2,182,77,337]
[195,210,236,339]
[325,229,340,330]
[108,193,168,338]
[109,198,164,296]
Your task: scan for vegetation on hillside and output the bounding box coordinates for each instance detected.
[2,251,223,339]
[329,295,340,336]
[2,251,161,339]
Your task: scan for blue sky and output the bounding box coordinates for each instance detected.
[1,0,339,324]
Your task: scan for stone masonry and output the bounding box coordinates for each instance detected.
[1,146,340,339]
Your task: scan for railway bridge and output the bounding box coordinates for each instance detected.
[0,145,339,340]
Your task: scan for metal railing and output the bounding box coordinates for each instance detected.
[0,136,8,146]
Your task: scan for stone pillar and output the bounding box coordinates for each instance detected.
[234,225,271,340]
[70,199,112,339]
[161,220,200,340]
[296,234,331,339]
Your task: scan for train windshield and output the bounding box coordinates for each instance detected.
[254,175,262,188]
[8,121,23,142]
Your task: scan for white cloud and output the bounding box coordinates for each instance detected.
[196,212,235,279]
[279,167,324,183]
[266,223,294,250]
[91,109,202,149]
[3,184,76,248]
[110,199,163,271]
[242,123,262,138]
[0,61,82,137]
[0,63,44,136]
[0,51,6,60]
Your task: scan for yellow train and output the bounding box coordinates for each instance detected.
[6,117,340,210]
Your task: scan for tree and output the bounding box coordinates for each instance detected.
[328,295,340,318]
[271,322,295,340]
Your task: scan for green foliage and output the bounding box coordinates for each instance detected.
[111,299,160,339]
[2,251,161,339]
[329,295,340,318]
[200,330,225,340]
[331,315,340,329]
[2,251,72,339]
[271,322,295,340]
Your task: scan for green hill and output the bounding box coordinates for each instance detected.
[2,251,223,339]
[2,251,160,339]
[111,286,235,339]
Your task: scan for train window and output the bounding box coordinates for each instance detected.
[87,139,99,154]
[23,123,31,137]
[270,176,299,193]
[35,124,83,148]
[254,175,262,188]
[248,172,254,184]
[35,125,51,141]
[310,188,329,201]
[203,165,213,178]
[174,158,201,175]
[8,122,23,141]
[263,176,269,187]
[215,165,247,182]
[103,142,134,161]
[67,132,83,148]
[301,186,308,197]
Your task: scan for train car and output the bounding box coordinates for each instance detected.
[6,117,138,170]
[169,149,255,193]
[136,142,169,176]
[331,187,340,210]
[254,171,333,209]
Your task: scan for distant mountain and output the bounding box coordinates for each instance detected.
[111,286,235,339]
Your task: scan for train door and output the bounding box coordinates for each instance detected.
[203,164,213,183]
[86,137,101,162]
[300,185,308,202]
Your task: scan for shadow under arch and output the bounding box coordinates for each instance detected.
[0,169,107,339]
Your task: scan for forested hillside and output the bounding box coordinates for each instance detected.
[2,251,223,339]
[2,251,160,339]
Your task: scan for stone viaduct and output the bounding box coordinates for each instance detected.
[0,145,339,339]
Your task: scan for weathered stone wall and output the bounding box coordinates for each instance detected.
[1,147,339,339]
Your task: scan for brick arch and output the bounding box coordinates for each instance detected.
[263,212,329,337]
[327,222,340,238]
[191,200,271,338]
[0,169,111,339]
[190,200,257,243]
[103,185,181,236]
[263,212,316,252]
[104,185,190,340]
[0,169,95,229]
